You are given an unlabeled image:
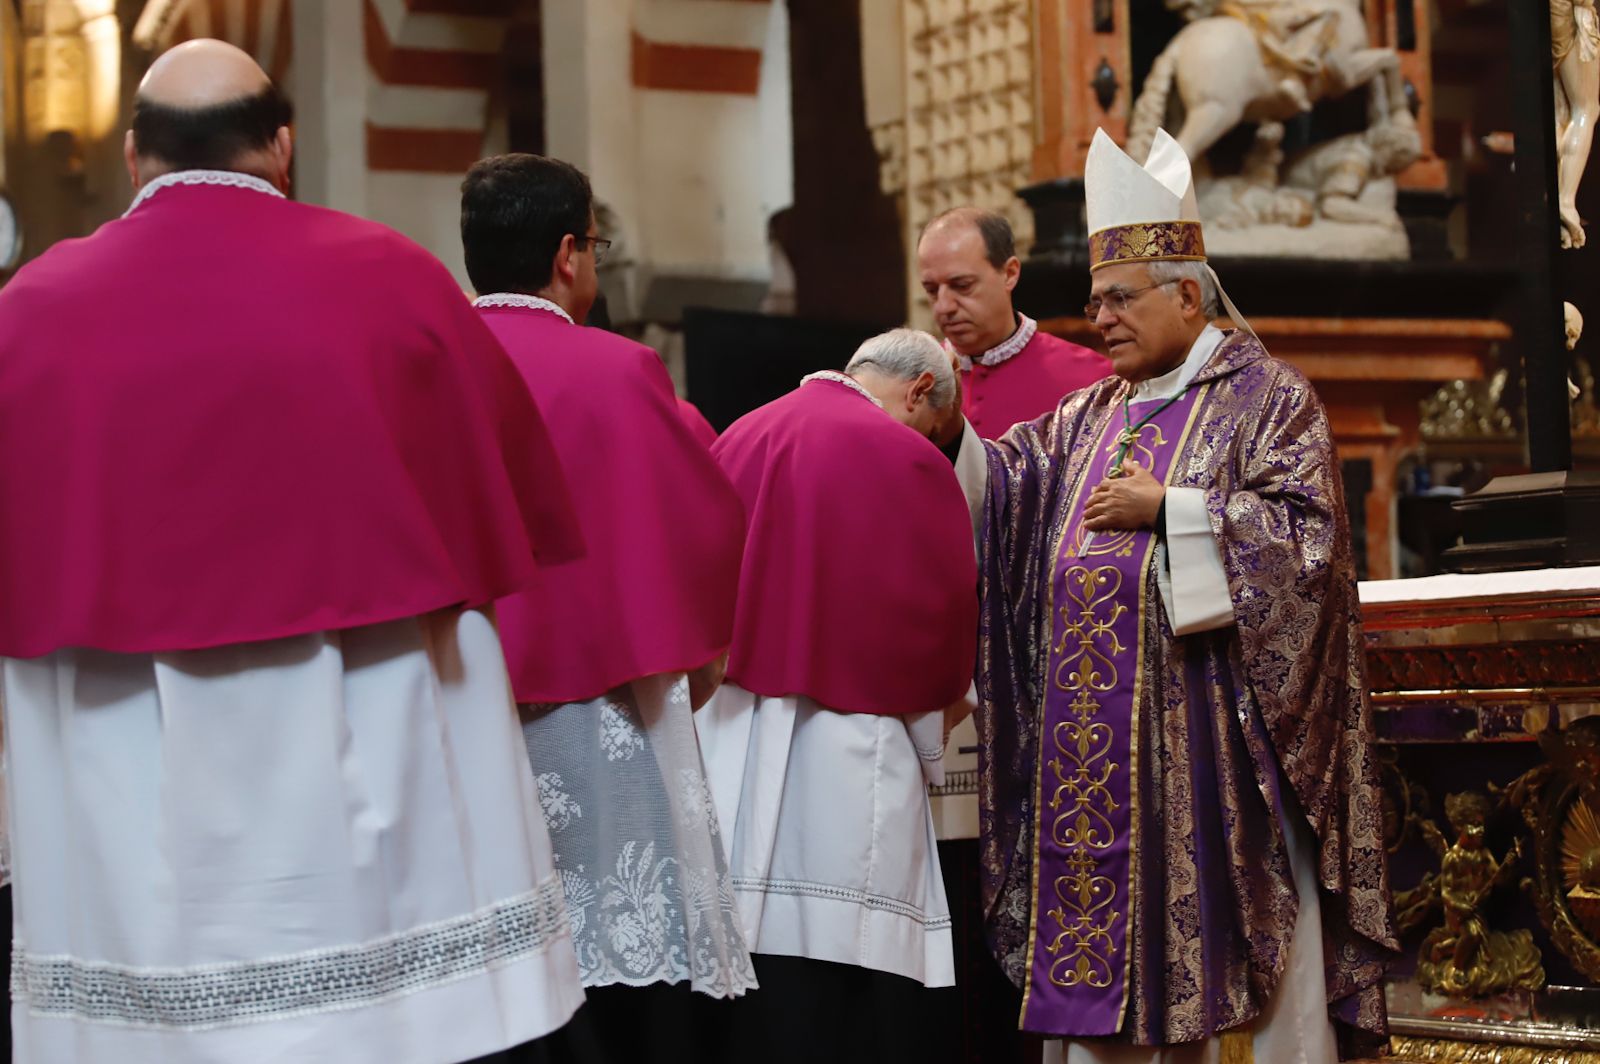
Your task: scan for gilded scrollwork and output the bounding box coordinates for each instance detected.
[1378,747,1433,856]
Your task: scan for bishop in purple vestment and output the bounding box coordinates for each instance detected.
[959,130,1397,1062]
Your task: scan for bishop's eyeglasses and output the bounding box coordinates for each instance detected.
[1083,280,1176,323]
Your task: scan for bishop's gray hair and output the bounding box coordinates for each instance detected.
[845,328,957,409]
[1145,259,1221,320]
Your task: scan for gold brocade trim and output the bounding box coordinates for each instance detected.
[1121,386,1208,1024]
[1020,404,1120,1025]
[1389,1036,1600,1064]
[1019,386,1210,1026]
[1088,220,1207,271]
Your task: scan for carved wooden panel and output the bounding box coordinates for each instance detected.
[870,0,1037,324]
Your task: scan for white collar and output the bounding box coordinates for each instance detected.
[950,314,1037,371]
[471,293,575,324]
[123,169,285,217]
[1127,323,1224,403]
[801,370,884,408]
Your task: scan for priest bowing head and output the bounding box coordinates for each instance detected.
[841,327,956,441]
[126,39,293,192]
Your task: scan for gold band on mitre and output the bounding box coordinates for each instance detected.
[1088,220,1207,271]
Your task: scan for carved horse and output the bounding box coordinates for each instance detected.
[1126,0,1417,174]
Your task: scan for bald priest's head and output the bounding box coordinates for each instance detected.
[125,39,294,193]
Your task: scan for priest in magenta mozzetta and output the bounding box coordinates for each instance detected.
[0,41,589,1064]
[954,129,1398,1063]
[460,153,756,1063]
[696,329,977,1064]
[918,207,1110,440]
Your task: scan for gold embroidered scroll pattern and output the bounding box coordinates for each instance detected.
[1070,421,1170,559]
[1045,564,1126,989]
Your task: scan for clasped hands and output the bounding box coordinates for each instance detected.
[1082,461,1165,531]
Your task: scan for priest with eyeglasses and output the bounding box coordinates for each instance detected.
[950,129,1398,1063]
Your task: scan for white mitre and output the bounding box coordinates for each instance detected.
[1085,127,1204,270]
[1084,127,1251,331]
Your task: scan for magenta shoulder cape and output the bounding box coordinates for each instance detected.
[0,182,581,657]
[481,307,747,703]
[711,378,976,715]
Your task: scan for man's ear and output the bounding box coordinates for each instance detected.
[1178,277,1204,317]
[272,126,293,192]
[910,371,937,406]
[554,233,578,284]
[1001,255,1021,293]
[124,130,141,189]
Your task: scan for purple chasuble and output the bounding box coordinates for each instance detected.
[1022,386,1206,1036]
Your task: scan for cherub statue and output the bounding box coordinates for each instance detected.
[1553,0,1600,248]
[1413,792,1545,997]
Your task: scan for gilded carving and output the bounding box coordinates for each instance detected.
[1366,639,1600,693]
[1419,371,1517,441]
[1506,717,1600,980]
[1563,796,1600,935]
[1389,1037,1600,1064]
[1378,747,1433,856]
[1407,792,1544,997]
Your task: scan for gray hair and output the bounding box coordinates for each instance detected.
[1145,259,1221,320]
[846,328,958,409]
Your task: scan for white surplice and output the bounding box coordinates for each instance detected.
[519,673,757,998]
[2,607,583,1064]
[695,684,954,987]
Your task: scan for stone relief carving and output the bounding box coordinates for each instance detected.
[1127,0,1420,259]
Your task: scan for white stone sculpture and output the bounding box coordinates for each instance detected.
[1127,0,1420,259]
[1554,0,1600,249]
